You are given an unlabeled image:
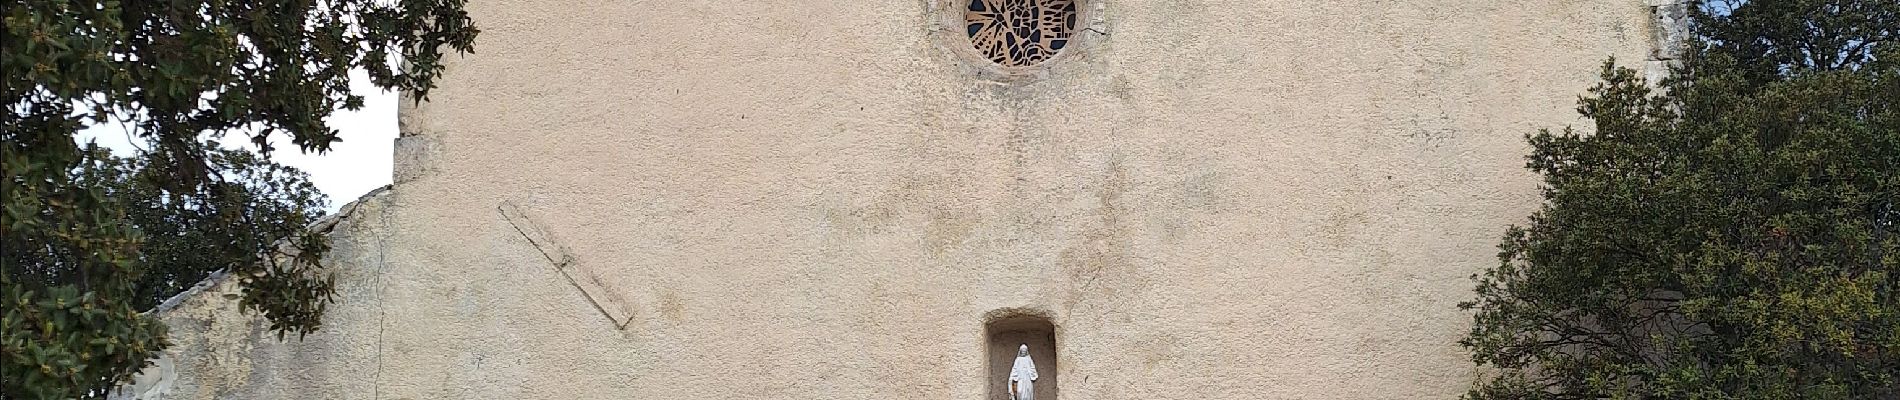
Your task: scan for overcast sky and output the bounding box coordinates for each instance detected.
[76,71,397,213]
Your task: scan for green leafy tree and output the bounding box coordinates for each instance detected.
[1,0,476,398]
[1461,1,1897,399]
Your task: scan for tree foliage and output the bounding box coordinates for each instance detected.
[1,0,475,398]
[1462,1,1898,399]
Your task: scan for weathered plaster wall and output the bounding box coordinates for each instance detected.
[113,189,397,399]
[125,0,1663,398]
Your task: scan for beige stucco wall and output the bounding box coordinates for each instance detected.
[121,0,1666,398]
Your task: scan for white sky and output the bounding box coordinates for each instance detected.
[76,71,397,213]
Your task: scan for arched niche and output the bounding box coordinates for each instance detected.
[986,309,1057,400]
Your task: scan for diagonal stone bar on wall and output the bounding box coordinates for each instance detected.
[498,201,637,329]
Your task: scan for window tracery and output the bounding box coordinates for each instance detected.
[965,0,1077,67]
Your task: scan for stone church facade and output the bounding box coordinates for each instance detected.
[118,0,1678,398]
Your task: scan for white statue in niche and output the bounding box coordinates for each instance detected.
[1009,344,1039,400]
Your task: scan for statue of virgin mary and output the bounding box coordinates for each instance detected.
[1009,344,1038,400]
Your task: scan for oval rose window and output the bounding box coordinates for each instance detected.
[965,0,1077,67]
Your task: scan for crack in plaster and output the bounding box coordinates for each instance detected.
[497,201,637,329]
